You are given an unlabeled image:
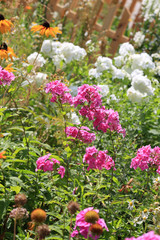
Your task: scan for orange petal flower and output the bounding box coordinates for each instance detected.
[0,14,13,34]
[4,63,15,72]
[0,43,17,61]
[31,21,62,38]
[25,5,32,10]
[0,151,6,159]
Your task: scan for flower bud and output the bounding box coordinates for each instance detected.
[84,210,99,224]
[36,224,50,240]
[31,209,47,223]
[67,201,80,215]
[14,193,27,207]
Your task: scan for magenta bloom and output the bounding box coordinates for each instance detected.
[83,146,115,171]
[130,145,160,174]
[0,66,15,86]
[125,231,160,240]
[57,166,65,178]
[71,207,108,239]
[36,154,65,178]
[73,84,102,120]
[45,80,73,105]
[66,126,96,144]
[93,107,126,137]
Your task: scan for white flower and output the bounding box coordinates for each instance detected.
[141,209,149,221]
[112,66,126,80]
[114,56,124,67]
[95,56,113,73]
[35,72,47,86]
[131,69,144,78]
[119,42,135,56]
[89,68,102,79]
[98,85,109,97]
[51,11,59,19]
[151,53,160,59]
[127,87,146,103]
[69,112,80,125]
[133,31,145,47]
[142,0,160,21]
[85,40,92,46]
[131,53,155,71]
[107,94,118,104]
[72,46,87,61]
[60,42,86,63]
[27,52,46,68]
[41,40,53,58]
[52,54,65,69]
[128,200,135,210]
[153,176,160,184]
[131,75,154,95]
[155,65,160,76]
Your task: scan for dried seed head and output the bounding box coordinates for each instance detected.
[14,193,27,207]
[90,223,103,236]
[9,207,29,220]
[67,201,80,215]
[31,209,47,223]
[36,224,50,239]
[84,210,99,224]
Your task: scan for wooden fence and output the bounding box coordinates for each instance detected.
[46,0,143,57]
[5,0,143,57]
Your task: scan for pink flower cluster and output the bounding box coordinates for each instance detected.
[0,66,15,86]
[130,145,160,174]
[125,231,160,240]
[83,146,115,171]
[71,207,109,239]
[73,84,102,120]
[93,107,126,137]
[45,80,73,105]
[36,153,65,178]
[73,84,125,137]
[66,126,96,144]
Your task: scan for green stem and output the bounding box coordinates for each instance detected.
[13,218,17,240]
[69,215,72,240]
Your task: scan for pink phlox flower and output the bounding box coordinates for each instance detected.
[93,107,125,137]
[57,166,65,178]
[36,153,61,173]
[0,66,15,86]
[72,207,108,239]
[73,84,102,120]
[73,84,102,108]
[125,231,160,240]
[83,146,115,171]
[66,126,96,144]
[45,80,73,105]
[130,145,160,174]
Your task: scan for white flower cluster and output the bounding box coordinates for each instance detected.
[41,40,87,68]
[142,0,160,21]
[27,52,46,68]
[21,72,47,88]
[89,55,129,81]
[89,42,156,103]
[133,31,145,47]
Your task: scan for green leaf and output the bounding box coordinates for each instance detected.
[113,176,120,186]
[116,218,122,229]
[10,186,21,194]
[27,64,34,73]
